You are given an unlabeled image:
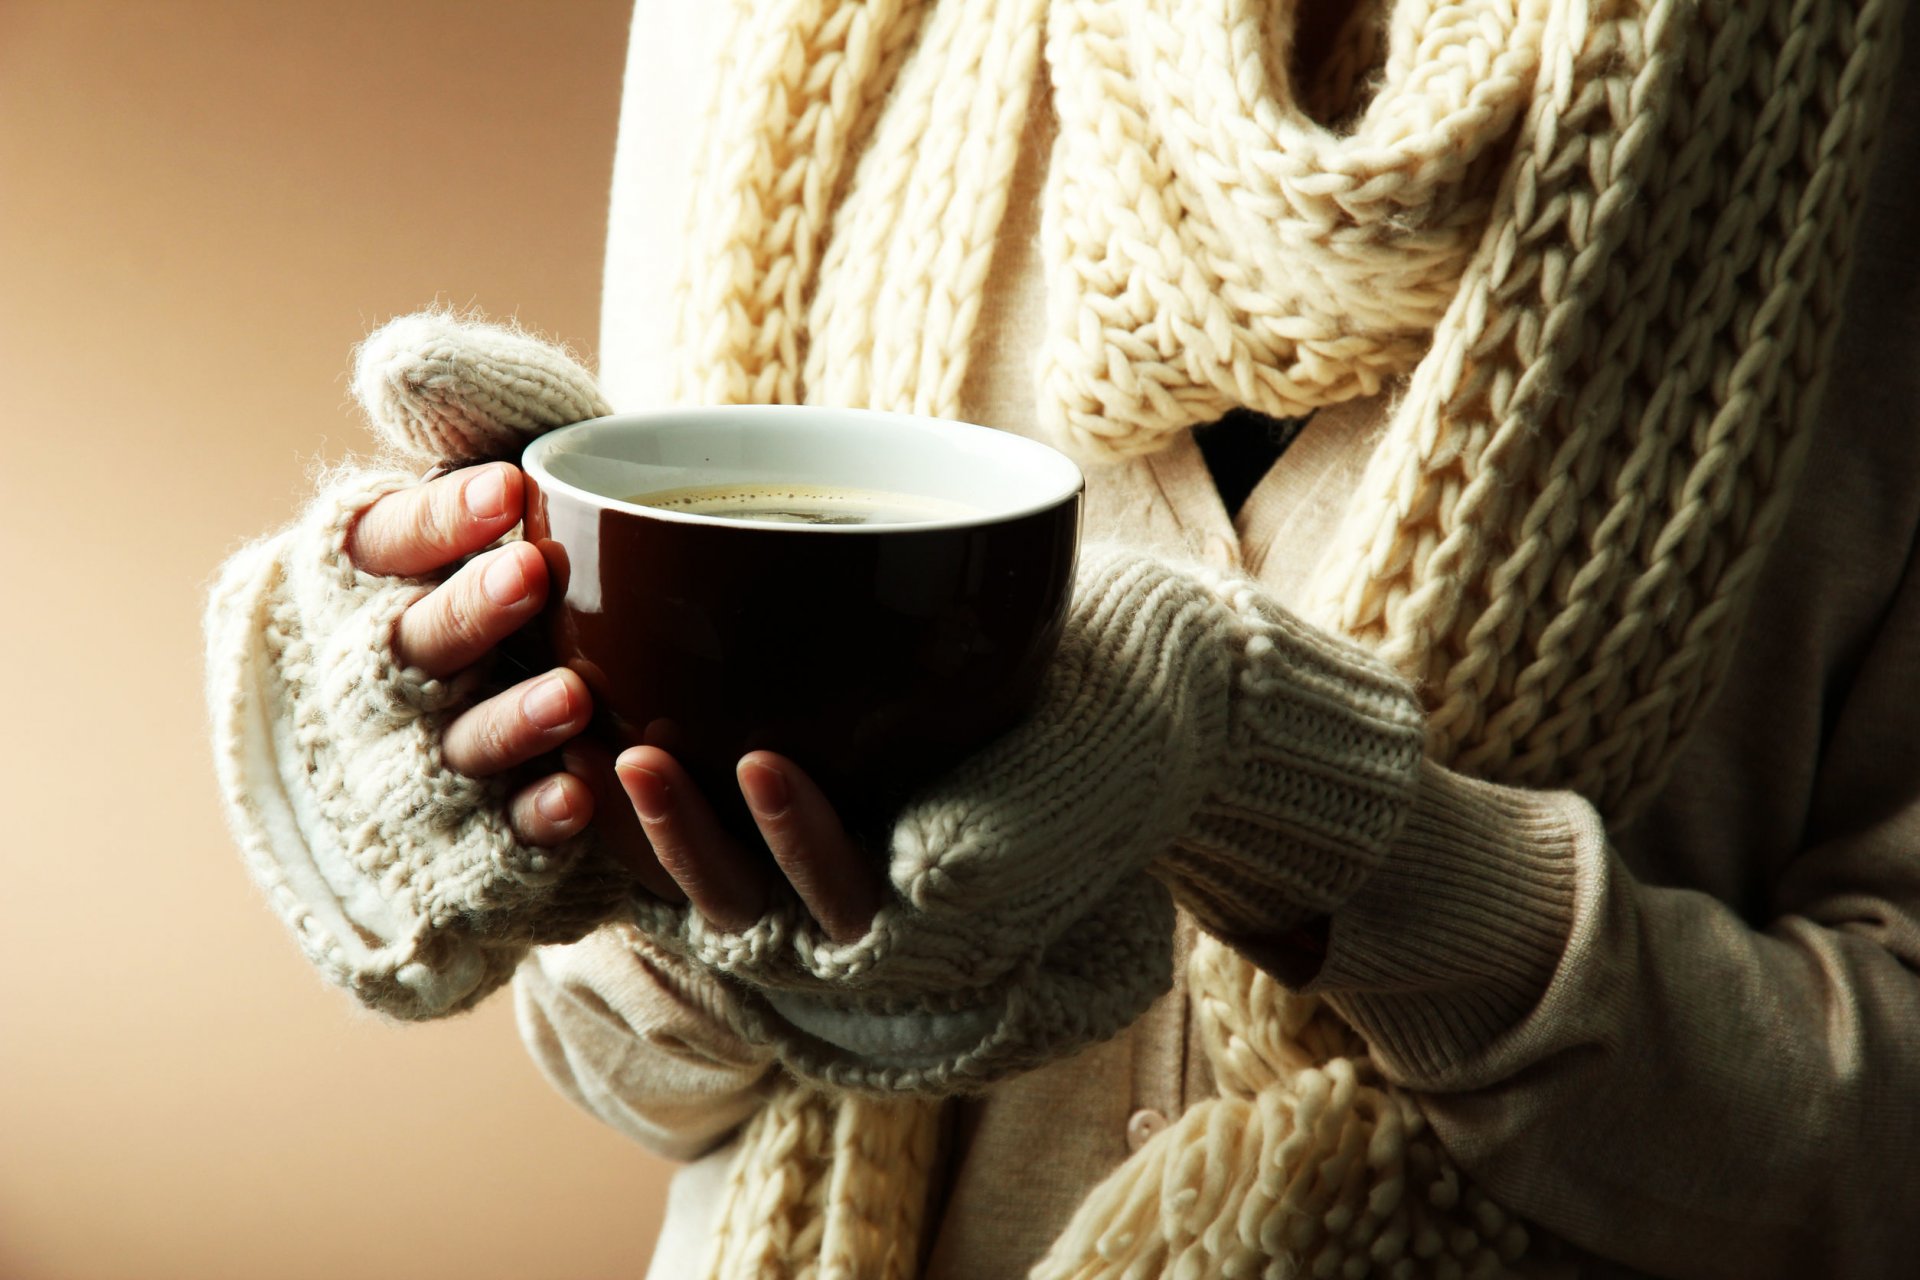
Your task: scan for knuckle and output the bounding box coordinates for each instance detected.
[449,698,518,775]
[433,490,465,557]
[437,577,493,654]
[408,483,460,564]
[646,829,692,877]
[345,491,401,573]
[478,701,521,766]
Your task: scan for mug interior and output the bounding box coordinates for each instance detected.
[522,405,1084,531]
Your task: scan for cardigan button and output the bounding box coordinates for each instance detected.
[1125,1108,1169,1152]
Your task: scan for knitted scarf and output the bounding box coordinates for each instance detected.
[666,0,1904,1273]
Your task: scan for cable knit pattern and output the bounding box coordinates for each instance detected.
[1040,0,1551,455]
[655,0,1905,1272]
[670,0,929,408]
[801,0,1048,418]
[205,314,629,1020]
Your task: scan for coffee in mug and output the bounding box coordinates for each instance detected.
[520,404,1084,839]
[624,481,980,526]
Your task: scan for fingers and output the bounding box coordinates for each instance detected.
[347,462,524,578]
[561,739,686,903]
[615,747,770,932]
[442,667,591,777]
[608,747,882,943]
[506,772,594,847]
[738,753,880,943]
[392,539,548,676]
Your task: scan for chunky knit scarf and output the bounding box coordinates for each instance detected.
[667,0,1904,1274]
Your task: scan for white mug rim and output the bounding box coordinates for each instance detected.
[521,405,1086,534]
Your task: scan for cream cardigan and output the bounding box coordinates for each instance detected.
[509,3,1920,1277]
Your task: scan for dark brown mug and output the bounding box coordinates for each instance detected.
[519,406,1083,841]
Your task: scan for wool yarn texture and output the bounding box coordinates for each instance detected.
[665,0,1907,1274]
[204,315,627,1019]
[628,542,1425,1095]
[352,310,613,466]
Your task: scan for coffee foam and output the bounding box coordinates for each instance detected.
[625,482,980,525]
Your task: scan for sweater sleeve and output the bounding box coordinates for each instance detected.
[1294,536,1920,1279]
[513,923,776,1161]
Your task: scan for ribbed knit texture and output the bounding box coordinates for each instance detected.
[1163,571,1428,940]
[660,0,1905,1273]
[352,310,612,466]
[1312,762,1583,1081]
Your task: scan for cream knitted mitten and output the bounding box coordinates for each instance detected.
[205,311,625,1020]
[630,545,1428,1092]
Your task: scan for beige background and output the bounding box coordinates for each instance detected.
[0,4,679,1278]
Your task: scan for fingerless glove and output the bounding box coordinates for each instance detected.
[205,311,627,1019]
[625,545,1427,1092]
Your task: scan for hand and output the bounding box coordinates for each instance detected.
[344,460,600,849]
[593,546,1426,1092]
[212,309,634,1020]
[610,746,884,943]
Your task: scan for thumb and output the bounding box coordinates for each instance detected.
[352,310,611,467]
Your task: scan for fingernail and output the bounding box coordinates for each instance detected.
[483,550,528,605]
[536,778,573,824]
[522,675,572,729]
[464,466,509,520]
[617,764,671,822]
[738,761,790,818]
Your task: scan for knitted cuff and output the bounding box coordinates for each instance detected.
[1162,578,1428,940]
[622,853,1141,1010]
[708,872,1177,1095]
[1304,761,1580,1082]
